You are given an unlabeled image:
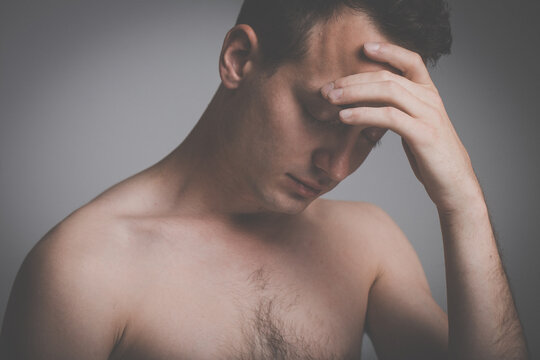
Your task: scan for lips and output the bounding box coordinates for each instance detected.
[287,174,325,194]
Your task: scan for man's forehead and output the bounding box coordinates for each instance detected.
[295,10,400,85]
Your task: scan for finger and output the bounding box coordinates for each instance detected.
[363,42,433,86]
[339,106,420,142]
[330,70,438,105]
[324,81,429,119]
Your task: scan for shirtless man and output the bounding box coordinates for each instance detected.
[0,1,529,359]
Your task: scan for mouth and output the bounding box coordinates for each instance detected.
[286,174,324,198]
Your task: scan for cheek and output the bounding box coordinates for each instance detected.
[242,75,322,165]
[259,93,314,154]
[238,100,294,170]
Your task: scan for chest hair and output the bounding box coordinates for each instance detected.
[220,267,357,360]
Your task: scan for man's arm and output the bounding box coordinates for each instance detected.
[440,196,528,359]
[1,222,126,359]
[322,42,529,359]
[363,205,449,360]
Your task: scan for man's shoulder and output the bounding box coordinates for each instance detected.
[308,198,412,268]
[35,202,133,268]
[21,202,138,305]
[20,198,153,312]
[2,204,133,358]
[309,198,403,236]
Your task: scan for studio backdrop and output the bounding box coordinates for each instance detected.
[1,0,539,358]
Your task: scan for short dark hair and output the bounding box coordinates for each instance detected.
[236,0,452,73]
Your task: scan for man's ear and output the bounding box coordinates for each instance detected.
[219,24,260,89]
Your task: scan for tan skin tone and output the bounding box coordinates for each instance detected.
[1,10,528,360]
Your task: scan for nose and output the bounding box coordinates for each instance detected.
[312,128,363,182]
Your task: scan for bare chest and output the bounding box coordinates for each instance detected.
[111,224,374,360]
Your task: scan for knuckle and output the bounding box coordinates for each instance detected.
[430,84,440,95]
[383,80,401,96]
[433,95,444,108]
[339,87,349,101]
[411,52,423,65]
[429,106,444,121]
[383,107,399,123]
[334,78,346,88]
[378,70,393,81]
[421,88,443,108]
[425,89,440,102]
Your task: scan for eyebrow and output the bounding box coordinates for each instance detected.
[304,90,339,112]
[302,88,353,114]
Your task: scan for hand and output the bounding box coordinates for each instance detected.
[321,42,483,213]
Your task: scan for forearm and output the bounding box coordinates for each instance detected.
[439,195,528,360]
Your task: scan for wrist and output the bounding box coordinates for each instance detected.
[436,190,487,220]
[435,175,486,215]
[437,195,490,234]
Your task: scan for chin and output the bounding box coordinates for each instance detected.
[262,190,316,215]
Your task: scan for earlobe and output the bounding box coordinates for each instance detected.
[219,24,259,89]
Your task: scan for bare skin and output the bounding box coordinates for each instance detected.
[1,9,528,360]
[3,174,426,360]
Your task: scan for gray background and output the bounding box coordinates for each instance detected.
[1,0,539,358]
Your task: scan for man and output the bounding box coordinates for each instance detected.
[0,0,529,359]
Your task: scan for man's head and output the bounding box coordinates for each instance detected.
[235,0,452,75]
[210,0,452,215]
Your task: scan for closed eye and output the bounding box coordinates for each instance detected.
[302,105,342,128]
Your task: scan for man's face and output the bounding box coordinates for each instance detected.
[233,11,396,214]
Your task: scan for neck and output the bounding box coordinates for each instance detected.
[146,84,293,225]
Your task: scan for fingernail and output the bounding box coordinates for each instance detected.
[321,82,334,96]
[340,109,352,120]
[364,42,380,52]
[328,88,343,101]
